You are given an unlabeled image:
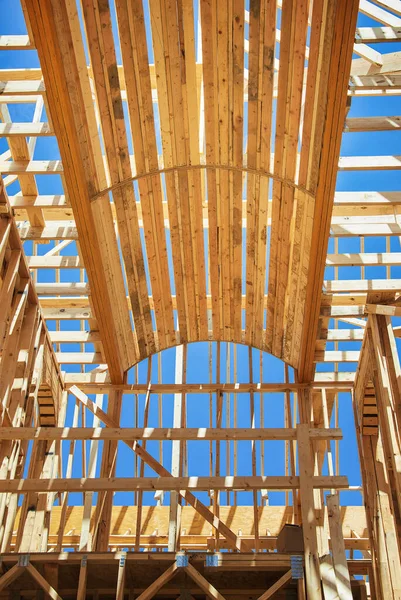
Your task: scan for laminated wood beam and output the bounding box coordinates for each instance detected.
[297,0,359,382]
[23,0,136,382]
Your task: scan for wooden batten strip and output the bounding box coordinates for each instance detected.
[81,0,154,359]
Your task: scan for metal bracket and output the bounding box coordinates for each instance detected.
[290,555,304,579]
[205,554,218,568]
[119,553,126,568]
[176,553,189,568]
[18,554,30,567]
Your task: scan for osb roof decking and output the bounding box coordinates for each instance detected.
[1,0,401,383]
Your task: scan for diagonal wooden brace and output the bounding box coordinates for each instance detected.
[70,385,252,552]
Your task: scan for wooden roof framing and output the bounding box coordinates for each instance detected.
[0,0,400,387]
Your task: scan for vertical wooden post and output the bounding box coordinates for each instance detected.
[116,552,126,600]
[168,345,185,551]
[327,493,353,600]
[77,555,88,600]
[93,389,123,551]
[297,423,323,599]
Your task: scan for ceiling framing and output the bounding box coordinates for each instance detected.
[0,0,400,387]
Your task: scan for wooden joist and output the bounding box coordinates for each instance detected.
[0,35,34,49]
[0,475,349,493]
[0,427,343,442]
[355,26,401,43]
[0,122,52,136]
[345,116,401,131]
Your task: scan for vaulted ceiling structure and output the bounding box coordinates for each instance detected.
[1,0,401,385]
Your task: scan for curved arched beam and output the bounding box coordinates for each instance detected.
[88,164,315,205]
[129,336,292,371]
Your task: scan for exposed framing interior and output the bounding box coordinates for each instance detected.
[1,0,401,598]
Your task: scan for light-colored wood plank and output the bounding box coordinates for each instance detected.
[327,494,353,599]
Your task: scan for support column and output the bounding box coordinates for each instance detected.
[297,423,323,599]
[93,390,123,551]
[168,345,185,551]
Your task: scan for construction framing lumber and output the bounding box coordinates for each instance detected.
[23,0,135,382]
[0,0,401,597]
